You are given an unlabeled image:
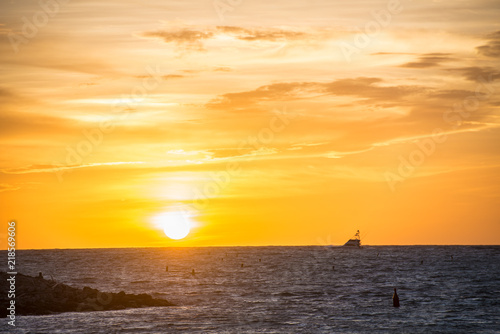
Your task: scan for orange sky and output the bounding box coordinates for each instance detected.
[1,0,500,249]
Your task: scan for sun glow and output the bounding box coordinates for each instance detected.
[153,211,192,240]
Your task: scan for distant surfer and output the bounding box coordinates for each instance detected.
[393,288,400,307]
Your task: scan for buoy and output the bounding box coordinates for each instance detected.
[420,260,423,265]
[38,272,43,279]
[191,269,195,275]
[241,263,244,268]
[332,265,335,270]
[393,288,400,307]
[259,258,261,262]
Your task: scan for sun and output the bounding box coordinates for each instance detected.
[154,211,191,240]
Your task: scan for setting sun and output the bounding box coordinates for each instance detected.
[153,211,192,240]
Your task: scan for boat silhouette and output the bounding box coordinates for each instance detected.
[343,230,361,247]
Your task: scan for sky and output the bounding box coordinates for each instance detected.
[1,0,499,249]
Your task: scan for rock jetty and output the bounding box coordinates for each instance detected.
[0,272,174,318]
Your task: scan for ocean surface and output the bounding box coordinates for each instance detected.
[1,246,499,333]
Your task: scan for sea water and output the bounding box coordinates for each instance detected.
[1,246,499,333]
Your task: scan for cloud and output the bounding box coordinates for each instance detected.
[78,82,99,87]
[288,142,329,151]
[0,183,20,192]
[216,26,307,42]
[371,52,416,56]
[322,77,423,101]
[399,53,454,68]
[448,66,500,82]
[207,77,425,110]
[135,74,185,80]
[0,24,13,36]
[139,29,214,51]
[325,147,374,159]
[476,30,500,58]
[139,25,313,52]
[0,111,79,139]
[1,162,145,175]
[427,89,485,100]
[207,81,318,109]
[0,87,14,101]
[213,66,233,72]
[162,74,185,79]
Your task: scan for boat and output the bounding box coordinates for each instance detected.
[343,230,361,247]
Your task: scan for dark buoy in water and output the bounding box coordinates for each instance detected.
[241,263,244,268]
[332,265,335,270]
[393,288,400,307]
[38,272,43,279]
[259,258,261,262]
[420,260,423,265]
[191,269,195,275]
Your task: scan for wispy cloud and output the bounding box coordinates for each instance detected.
[448,66,500,82]
[135,74,185,80]
[207,77,425,110]
[2,162,145,174]
[138,24,317,52]
[0,183,20,192]
[476,30,500,57]
[399,53,454,68]
[139,28,215,51]
[216,26,307,42]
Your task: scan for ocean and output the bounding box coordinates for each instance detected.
[1,246,499,333]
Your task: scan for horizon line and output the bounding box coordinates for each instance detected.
[3,244,500,251]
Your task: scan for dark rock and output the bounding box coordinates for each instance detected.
[0,272,174,317]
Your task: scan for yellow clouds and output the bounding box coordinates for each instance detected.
[140,29,215,51]
[1,0,500,248]
[398,53,455,69]
[207,77,425,112]
[138,24,317,52]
